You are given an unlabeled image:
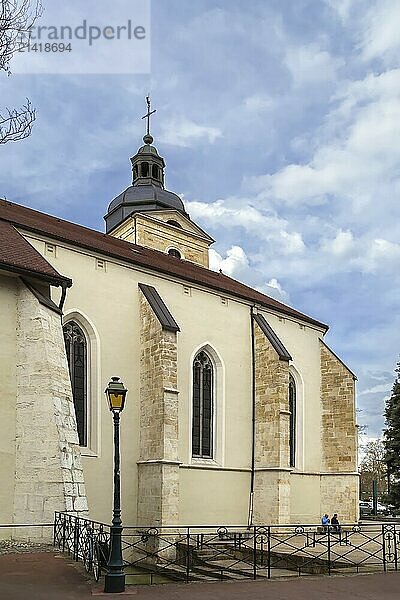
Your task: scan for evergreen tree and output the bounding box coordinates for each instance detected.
[384,361,400,509]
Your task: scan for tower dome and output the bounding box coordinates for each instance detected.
[105,97,188,234]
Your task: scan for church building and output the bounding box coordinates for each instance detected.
[0,105,359,529]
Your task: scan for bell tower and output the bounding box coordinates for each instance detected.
[105,98,214,268]
[131,97,166,188]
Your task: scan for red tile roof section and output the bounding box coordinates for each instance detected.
[0,219,71,285]
[0,199,328,330]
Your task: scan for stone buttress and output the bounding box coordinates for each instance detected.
[320,341,358,521]
[14,282,88,532]
[253,316,291,524]
[137,285,180,526]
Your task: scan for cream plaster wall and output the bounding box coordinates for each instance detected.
[25,234,254,524]
[179,468,250,525]
[0,274,17,532]
[290,475,322,523]
[22,231,355,526]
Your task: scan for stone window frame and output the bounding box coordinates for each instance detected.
[188,343,225,467]
[63,310,101,457]
[166,246,185,260]
[288,365,304,471]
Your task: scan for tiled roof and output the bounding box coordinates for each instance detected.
[0,219,71,286]
[0,199,328,330]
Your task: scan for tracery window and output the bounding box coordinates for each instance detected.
[192,351,213,458]
[289,373,296,467]
[63,321,87,447]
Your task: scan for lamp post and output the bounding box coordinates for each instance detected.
[104,376,127,594]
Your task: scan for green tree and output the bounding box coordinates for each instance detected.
[384,361,400,509]
[359,439,387,500]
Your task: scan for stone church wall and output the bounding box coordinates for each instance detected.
[137,289,179,526]
[0,275,18,531]
[13,282,88,533]
[320,341,357,472]
[320,341,358,521]
[253,319,291,524]
[135,215,209,267]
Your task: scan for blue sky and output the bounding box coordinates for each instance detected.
[1,0,399,438]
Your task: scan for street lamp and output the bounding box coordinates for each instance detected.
[104,376,127,594]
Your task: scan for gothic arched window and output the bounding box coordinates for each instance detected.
[63,321,87,447]
[289,374,296,467]
[192,351,213,458]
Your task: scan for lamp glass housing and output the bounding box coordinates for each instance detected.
[105,377,127,412]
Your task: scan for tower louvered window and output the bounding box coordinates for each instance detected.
[63,322,87,447]
[289,374,296,467]
[192,351,213,458]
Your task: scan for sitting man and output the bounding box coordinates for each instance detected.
[331,513,341,533]
[321,514,330,531]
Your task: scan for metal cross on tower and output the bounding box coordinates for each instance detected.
[142,95,156,136]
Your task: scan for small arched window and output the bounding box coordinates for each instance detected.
[192,351,213,458]
[152,164,159,179]
[63,321,87,447]
[289,374,296,467]
[168,248,181,259]
[141,162,149,177]
[167,219,182,229]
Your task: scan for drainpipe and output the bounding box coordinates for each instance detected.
[247,305,256,528]
[58,280,70,312]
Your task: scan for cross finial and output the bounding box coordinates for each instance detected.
[142,95,156,143]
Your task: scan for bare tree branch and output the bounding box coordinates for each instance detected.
[0,97,36,143]
[0,1,42,143]
[1,0,43,74]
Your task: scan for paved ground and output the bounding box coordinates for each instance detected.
[1,551,400,599]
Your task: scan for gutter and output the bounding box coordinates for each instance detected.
[247,305,256,528]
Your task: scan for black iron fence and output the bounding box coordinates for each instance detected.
[52,513,400,583]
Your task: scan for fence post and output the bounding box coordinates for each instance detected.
[186,527,190,583]
[327,526,331,575]
[267,526,271,579]
[382,524,387,572]
[253,526,257,580]
[74,518,79,562]
[62,515,66,553]
[53,513,57,547]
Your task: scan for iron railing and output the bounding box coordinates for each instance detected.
[53,513,400,584]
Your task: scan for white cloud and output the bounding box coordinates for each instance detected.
[187,199,305,255]
[321,230,354,256]
[209,245,249,278]
[244,95,274,112]
[285,45,343,87]
[358,382,391,396]
[250,69,400,218]
[258,278,291,304]
[159,117,222,147]
[324,0,355,22]
[360,1,400,66]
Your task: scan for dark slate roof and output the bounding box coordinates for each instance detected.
[0,199,328,331]
[0,219,71,286]
[106,185,188,232]
[138,283,180,332]
[253,313,292,361]
[107,185,185,214]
